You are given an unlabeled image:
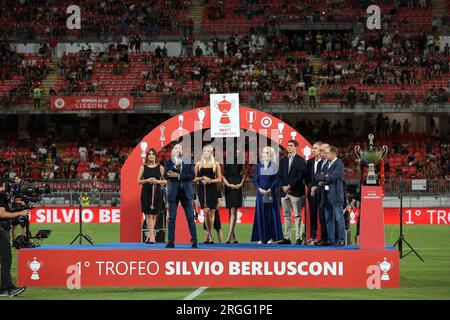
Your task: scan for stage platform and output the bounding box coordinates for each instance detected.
[18,242,399,288]
[27,242,366,250]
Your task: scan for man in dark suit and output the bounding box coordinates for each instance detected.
[321,146,345,247]
[311,143,330,246]
[278,140,307,245]
[163,144,198,248]
[305,141,323,245]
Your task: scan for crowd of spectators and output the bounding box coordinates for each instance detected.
[288,114,450,181]
[54,30,322,108]
[316,29,450,106]
[200,0,439,35]
[1,1,448,110]
[0,140,129,183]
[0,42,48,107]
[0,0,191,40]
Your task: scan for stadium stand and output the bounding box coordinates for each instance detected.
[0,0,191,40]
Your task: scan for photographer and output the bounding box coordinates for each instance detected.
[0,177,27,297]
[11,176,27,242]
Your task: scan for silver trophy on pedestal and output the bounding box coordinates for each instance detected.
[354,134,388,185]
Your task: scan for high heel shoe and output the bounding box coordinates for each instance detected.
[233,240,239,244]
[226,241,231,244]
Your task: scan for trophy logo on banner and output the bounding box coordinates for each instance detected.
[277,122,285,144]
[159,126,165,147]
[378,258,392,281]
[303,145,312,160]
[140,141,148,163]
[246,111,256,130]
[210,93,240,138]
[27,257,43,280]
[177,115,188,137]
[290,131,297,141]
[197,108,206,129]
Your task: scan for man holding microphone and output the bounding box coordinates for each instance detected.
[163,144,198,248]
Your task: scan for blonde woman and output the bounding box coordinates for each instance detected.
[251,146,283,244]
[194,145,222,244]
[137,148,166,244]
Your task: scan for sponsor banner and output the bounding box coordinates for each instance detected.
[29,207,450,225]
[50,96,133,110]
[18,248,398,288]
[29,207,120,224]
[210,93,240,137]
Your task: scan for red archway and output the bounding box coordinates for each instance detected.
[120,106,312,242]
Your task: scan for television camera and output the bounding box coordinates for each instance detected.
[4,180,52,249]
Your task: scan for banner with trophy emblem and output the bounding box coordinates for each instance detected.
[210,93,240,138]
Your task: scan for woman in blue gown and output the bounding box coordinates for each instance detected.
[251,146,283,244]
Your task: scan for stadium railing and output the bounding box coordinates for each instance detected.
[29,178,450,207]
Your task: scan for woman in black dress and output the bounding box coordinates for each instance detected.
[194,145,222,244]
[222,150,246,244]
[137,148,166,244]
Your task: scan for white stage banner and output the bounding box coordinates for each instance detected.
[210,93,240,137]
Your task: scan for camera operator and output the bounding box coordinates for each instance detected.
[0,177,27,297]
[11,176,28,242]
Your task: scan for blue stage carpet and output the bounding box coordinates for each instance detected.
[30,242,397,251]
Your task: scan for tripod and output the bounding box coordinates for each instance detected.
[70,194,94,245]
[393,189,423,261]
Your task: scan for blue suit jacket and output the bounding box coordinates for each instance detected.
[313,159,328,207]
[306,157,323,197]
[163,158,195,202]
[278,154,307,197]
[323,159,345,206]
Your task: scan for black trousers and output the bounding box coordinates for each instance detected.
[0,227,13,291]
[308,194,319,239]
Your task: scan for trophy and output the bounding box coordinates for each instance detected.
[214,96,234,124]
[27,257,42,280]
[378,258,392,281]
[197,108,206,129]
[246,111,256,130]
[354,134,388,185]
[303,145,312,161]
[277,122,285,143]
[140,141,148,163]
[178,115,184,137]
[159,126,165,147]
[290,131,297,141]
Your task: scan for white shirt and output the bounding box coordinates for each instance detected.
[328,158,337,170]
[314,158,321,174]
[288,154,294,173]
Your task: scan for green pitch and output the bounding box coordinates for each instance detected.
[3,223,450,300]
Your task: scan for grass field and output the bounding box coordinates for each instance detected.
[3,223,450,300]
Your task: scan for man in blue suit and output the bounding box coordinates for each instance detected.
[305,141,323,245]
[321,146,345,247]
[278,140,307,245]
[311,143,329,246]
[163,143,197,248]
